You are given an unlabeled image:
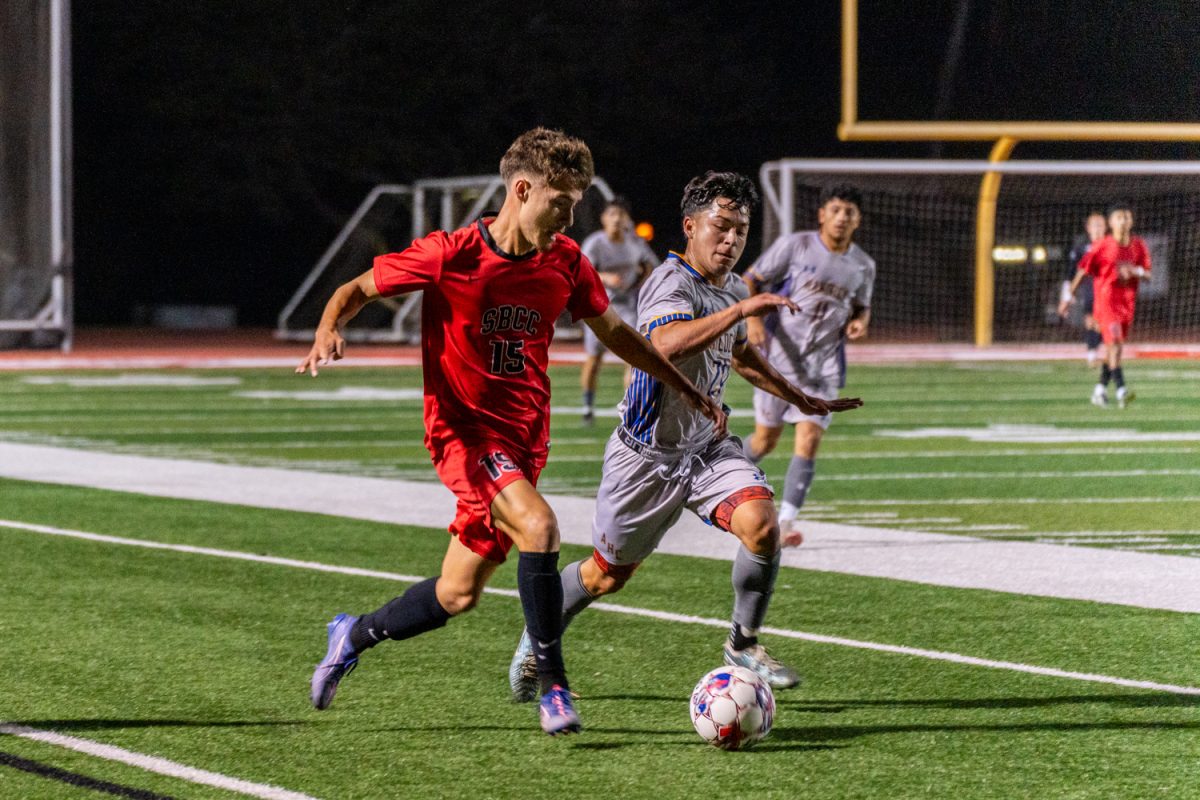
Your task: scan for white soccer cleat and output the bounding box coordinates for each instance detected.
[1091,387,1108,408]
[1117,388,1135,409]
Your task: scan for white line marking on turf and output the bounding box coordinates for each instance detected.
[0,723,320,800]
[2,518,1199,698]
[817,469,1200,481]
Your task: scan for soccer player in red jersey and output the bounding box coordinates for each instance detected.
[1059,201,1150,409]
[299,128,724,735]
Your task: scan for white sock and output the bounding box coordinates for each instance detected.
[779,501,798,521]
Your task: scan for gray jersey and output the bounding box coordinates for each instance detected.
[748,231,875,385]
[620,254,747,451]
[580,230,657,308]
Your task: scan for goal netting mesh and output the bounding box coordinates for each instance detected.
[760,161,1200,343]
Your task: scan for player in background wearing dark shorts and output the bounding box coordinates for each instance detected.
[579,196,658,424]
[299,128,723,735]
[508,172,862,700]
[1059,201,1150,409]
[1062,211,1107,367]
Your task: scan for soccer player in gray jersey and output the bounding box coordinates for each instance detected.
[579,196,659,424]
[508,172,862,698]
[742,184,876,546]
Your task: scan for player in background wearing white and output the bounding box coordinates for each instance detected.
[1062,211,1107,367]
[508,172,862,699]
[579,196,659,424]
[740,184,875,547]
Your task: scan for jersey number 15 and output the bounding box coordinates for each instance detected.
[488,339,526,375]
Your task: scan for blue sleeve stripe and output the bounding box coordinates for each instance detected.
[644,312,693,334]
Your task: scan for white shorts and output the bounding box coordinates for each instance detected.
[582,299,638,357]
[591,429,773,567]
[752,384,836,430]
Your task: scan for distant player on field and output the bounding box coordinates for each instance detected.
[1059,201,1150,409]
[299,128,724,736]
[507,171,862,700]
[579,196,658,424]
[740,184,875,546]
[1062,211,1107,367]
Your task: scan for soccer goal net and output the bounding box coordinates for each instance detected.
[277,175,615,342]
[759,160,1200,344]
[0,0,72,350]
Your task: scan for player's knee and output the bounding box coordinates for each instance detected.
[754,429,782,455]
[513,508,560,552]
[588,551,638,595]
[730,500,780,556]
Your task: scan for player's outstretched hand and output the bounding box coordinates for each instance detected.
[296,327,345,377]
[793,393,863,416]
[845,319,869,340]
[738,293,799,319]
[1057,298,1073,318]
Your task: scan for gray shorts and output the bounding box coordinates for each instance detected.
[582,299,638,357]
[591,428,774,567]
[752,383,836,430]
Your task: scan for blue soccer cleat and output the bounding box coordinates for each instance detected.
[311,613,359,710]
[538,685,582,735]
[508,629,538,703]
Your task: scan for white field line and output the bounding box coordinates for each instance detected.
[5,442,1200,613]
[0,723,320,800]
[1021,530,1200,538]
[828,496,1200,506]
[817,469,1200,481]
[2,518,1198,700]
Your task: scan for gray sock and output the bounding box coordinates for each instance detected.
[742,436,764,464]
[731,545,781,637]
[783,456,815,511]
[560,559,597,630]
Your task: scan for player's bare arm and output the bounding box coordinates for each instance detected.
[732,340,863,416]
[585,306,727,436]
[297,268,380,377]
[845,304,871,340]
[1057,269,1089,317]
[650,293,799,362]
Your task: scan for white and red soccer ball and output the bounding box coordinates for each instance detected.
[689,665,775,750]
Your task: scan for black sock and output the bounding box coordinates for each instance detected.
[1113,367,1125,389]
[350,577,450,652]
[1085,330,1102,349]
[518,551,568,694]
[729,621,758,652]
[1099,365,1112,386]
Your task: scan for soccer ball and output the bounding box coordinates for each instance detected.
[689,665,775,750]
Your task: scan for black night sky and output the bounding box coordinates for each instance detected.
[71,1,1200,326]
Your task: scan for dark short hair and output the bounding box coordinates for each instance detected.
[605,195,633,216]
[680,171,758,218]
[1106,200,1134,216]
[499,127,594,191]
[820,183,863,210]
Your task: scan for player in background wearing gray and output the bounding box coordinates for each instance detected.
[579,196,659,424]
[1062,211,1107,367]
[741,184,875,547]
[509,172,862,698]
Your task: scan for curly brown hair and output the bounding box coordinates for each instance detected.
[499,128,594,191]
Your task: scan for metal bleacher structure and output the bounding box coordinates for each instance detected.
[276,175,614,343]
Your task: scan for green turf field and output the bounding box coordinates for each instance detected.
[1,359,1198,799]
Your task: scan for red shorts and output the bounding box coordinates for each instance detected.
[432,438,543,563]
[1097,316,1132,345]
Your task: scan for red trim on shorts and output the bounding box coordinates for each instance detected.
[712,485,774,532]
[591,549,639,580]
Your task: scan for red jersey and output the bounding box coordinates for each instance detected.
[1077,235,1150,324]
[373,218,609,461]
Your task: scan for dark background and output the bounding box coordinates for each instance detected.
[72,1,1200,326]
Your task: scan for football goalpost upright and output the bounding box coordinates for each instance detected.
[277,175,615,342]
[760,159,1200,345]
[830,0,1200,347]
[0,0,72,350]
